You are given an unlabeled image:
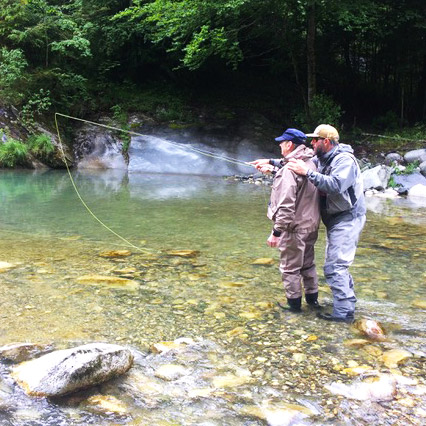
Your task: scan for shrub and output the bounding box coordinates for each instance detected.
[293,94,343,129]
[28,134,55,160]
[0,139,28,167]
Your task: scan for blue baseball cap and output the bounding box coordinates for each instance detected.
[275,128,307,145]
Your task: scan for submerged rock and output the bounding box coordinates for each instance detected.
[85,394,128,415]
[354,319,386,341]
[150,338,195,354]
[165,250,199,258]
[325,373,397,401]
[0,343,52,363]
[76,275,139,291]
[154,364,189,381]
[99,250,132,258]
[412,299,426,309]
[11,343,133,397]
[241,400,315,426]
[381,349,412,368]
[0,261,17,273]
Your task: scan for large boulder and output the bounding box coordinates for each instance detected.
[384,152,403,165]
[420,160,426,177]
[362,165,392,190]
[408,183,426,198]
[393,171,426,191]
[404,148,426,164]
[11,343,133,397]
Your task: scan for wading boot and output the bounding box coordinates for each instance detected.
[277,297,302,313]
[305,292,321,309]
[317,312,355,324]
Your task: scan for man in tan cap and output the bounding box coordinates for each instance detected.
[287,124,366,323]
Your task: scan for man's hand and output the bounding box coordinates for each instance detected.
[267,233,280,247]
[248,159,275,175]
[287,158,309,176]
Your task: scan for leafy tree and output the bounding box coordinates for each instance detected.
[0,47,28,103]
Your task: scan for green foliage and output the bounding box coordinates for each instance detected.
[0,47,28,103]
[27,133,55,160]
[113,0,249,70]
[293,94,343,129]
[0,139,29,168]
[371,111,399,131]
[387,175,399,188]
[393,161,420,176]
[111,104,131,153]
[0,0,425,131]
[21,89,52,127]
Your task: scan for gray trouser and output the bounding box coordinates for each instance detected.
[278,230,319,299]
[324,215,366,318]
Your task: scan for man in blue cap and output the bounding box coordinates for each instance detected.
[250,128,321,312]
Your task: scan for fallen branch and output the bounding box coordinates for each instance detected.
[361,132,426,143]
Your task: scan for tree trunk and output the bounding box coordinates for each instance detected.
[306,0,316,117]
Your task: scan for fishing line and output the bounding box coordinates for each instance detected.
[54,113,260,253]
[55,113,253,168]
[54,113,154,254]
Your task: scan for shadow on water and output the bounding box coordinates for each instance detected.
[0,169,425,425]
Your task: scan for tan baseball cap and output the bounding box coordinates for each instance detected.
[306,124,339,141]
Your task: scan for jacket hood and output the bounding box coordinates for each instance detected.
[335,143,354,154]
[284,145,315,162]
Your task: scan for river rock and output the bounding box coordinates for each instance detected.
[354,319,386,341]
[99,250,132,258]
[241,401,314,425]
[393,171,426,191]
[154,364,189,381]
[384,152,403,165]
[11,343,133,397]
[76,275,139,291]
[85,394,127,415]
[150,337,195,354]
[381,349,412,368]
[165,250,199,258]
[412,299,426,309]
[420,160,426,177]
[408,183,426,198]
[0,343,52,363]
[0,261,16,273]
[324,373,396,401]
[362,165,392,190]
[404,148,426,164]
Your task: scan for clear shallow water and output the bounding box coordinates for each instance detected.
[0,169,425,425]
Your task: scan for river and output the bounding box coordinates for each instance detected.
[0,169,425,425]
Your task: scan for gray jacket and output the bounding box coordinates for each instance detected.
[306,144,366,226]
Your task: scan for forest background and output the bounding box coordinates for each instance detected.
[0,0,425,161]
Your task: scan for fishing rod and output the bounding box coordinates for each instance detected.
[54,113,258,253]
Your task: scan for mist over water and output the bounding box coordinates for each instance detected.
[128,134,265,176]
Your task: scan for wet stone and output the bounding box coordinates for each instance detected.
[381,349,413,368]
[84,394,128,415]
[99,249,132,258]
[412,299,426,309]
[0,343,52,363]
[154,364,189,381]
[76,275,139,291]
